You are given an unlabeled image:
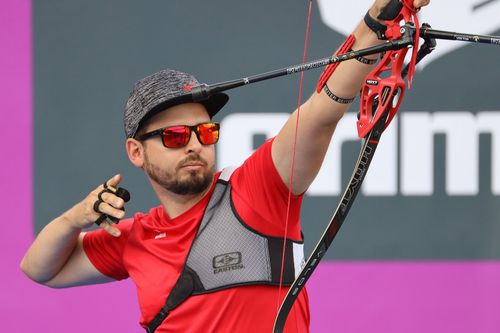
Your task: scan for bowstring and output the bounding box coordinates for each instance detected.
[276,0,314,313]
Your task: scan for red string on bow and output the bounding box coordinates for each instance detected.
[276,0,314,314]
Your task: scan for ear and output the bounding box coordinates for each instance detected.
[126,138,144,168]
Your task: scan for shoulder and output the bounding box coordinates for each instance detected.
[231,138,275,180]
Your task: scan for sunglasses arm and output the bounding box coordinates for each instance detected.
[135,129,163,142]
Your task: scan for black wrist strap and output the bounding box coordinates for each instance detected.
[364,11,387,40]
[323,84,356,104]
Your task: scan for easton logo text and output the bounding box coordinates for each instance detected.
[213,252,244,274]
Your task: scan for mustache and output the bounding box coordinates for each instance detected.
[176,154,208,170]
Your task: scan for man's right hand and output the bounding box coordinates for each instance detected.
[20,174,127,286]
[64,174,126,237]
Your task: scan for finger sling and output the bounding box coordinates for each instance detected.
[93,183,131,226]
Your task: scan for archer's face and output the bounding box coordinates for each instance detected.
[138,103,216,195]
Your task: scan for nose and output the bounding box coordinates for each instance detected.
[184,129,202,153]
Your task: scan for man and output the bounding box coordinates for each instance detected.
[21,0,429,331]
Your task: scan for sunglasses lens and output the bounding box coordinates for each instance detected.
[198,123,219,145]
[162,126,190,148]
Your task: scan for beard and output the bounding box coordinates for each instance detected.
[143,152,214,195]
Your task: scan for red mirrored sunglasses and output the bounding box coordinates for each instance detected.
[136,122,220,148]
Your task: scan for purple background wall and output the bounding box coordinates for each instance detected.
[2,1,499,332]
[1,1,140,332]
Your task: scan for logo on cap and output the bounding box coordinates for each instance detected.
[182,82,197,92]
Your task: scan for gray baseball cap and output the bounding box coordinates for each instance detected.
[124,69,229,138]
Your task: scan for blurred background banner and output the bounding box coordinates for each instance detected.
[2,0,499,332]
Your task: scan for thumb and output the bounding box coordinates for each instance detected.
[105,174,122,189]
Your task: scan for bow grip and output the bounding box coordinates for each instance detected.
[357,80,406,138]
[357,45,409,138]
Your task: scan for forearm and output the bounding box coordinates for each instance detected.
[328,25,381,98]
[272,9,384,193]
[20,175,126,286]
[271,0,430,193]
[20,209,83,283]
[311,10,383,124]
